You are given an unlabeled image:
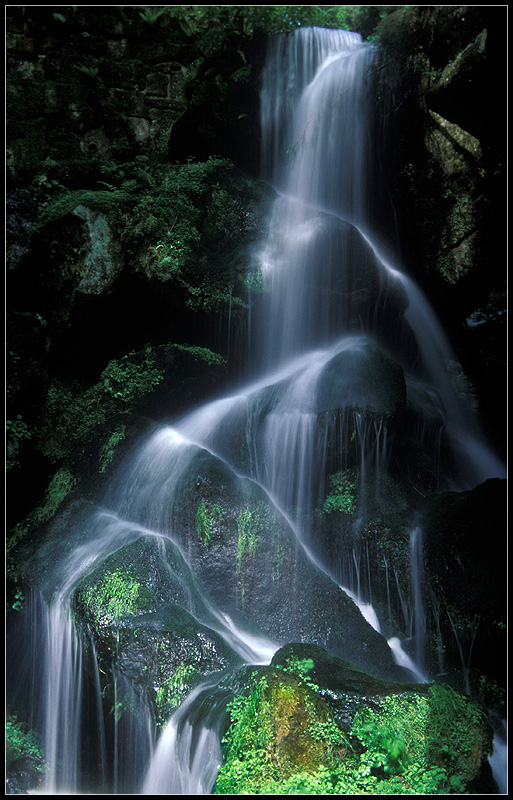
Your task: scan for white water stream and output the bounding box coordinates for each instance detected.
[14,25,505,795]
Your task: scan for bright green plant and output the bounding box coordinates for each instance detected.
[6,715,46,775]
[215,669,490,795]
[215,675,277,793]
[196,502,224,547]
[323,470,358,515]
[155,663,197,724]
[81,569,150,626]
[280,654,316,686]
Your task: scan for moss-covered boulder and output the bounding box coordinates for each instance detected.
[215,666,348,794]
[215,642,494,795]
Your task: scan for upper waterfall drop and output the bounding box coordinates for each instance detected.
[252,26,504,488]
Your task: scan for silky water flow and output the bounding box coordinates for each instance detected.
[9,27,505,794]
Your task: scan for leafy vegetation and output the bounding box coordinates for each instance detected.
[196,501,224,547]
[81,568,152,627]
[236,502,275,571]
[155,662,198,724]
[33,467,77,523]
[159,6,396,41]
[323,470,358,515]
[125,157,269,312]
[6,715,46,776]
[215,656,492,795]
[99,422,127,473]
[37,348,163,460]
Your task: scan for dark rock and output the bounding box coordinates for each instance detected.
[316,340,406,418]
[421,478,507,692]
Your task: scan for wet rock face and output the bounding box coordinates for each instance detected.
[316,341,406,418]
[421,477,507,690]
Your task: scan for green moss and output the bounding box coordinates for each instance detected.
[323,470,358,516]
[172,343,226,366]
[99,422,126,473]
[80,568,153,627]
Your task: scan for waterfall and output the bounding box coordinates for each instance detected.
[10,25,504,795]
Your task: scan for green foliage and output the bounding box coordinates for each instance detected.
[215,675,278,793]
[155,662,198,723]
[172,343,226,366]
[32,467,77,524]
[126,157,268,312]
[196,502,224,547]
[236,502,275,571]
[99,422,126,473]
[38,349,163,461]
[426,683,492,781]
[352,697,418,777]
[36,189,132,230]
[139,7,169,25]
[215,670,491,795]
[101,348,163,405]
[6,715,46,774]
[241,268,267,295]
[81,568,151,626]
[280,654,317,687]
[187,6,359,38]
[323,470,357,515]
[215,667,351,795]
[6,415,32,471]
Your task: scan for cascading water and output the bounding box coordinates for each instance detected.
[9,25,505,795]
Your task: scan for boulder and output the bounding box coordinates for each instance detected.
[316,339,406,418]
[215,642,494,794]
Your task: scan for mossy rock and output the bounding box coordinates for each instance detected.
[215,666,348,794]
[216,643,494,795]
